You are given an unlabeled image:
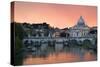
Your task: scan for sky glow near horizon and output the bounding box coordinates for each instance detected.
[12,1,97,29]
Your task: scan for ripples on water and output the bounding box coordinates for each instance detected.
[23,45,97,65]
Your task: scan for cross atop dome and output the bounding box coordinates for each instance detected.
[77,16,85,26]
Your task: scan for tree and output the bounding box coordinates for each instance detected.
[69,39,78,47]
[60,32,66,37]
[89,30,97,34]
[82,39,92,49]
[15,23,24,39]
[13,22,25,65]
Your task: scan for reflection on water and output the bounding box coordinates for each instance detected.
[23,45,97,65]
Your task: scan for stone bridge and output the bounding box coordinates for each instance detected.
[22,37,95,51]
[23,37,94,44]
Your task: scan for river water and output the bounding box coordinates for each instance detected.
[23,46,97,65]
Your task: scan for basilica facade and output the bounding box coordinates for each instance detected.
[68,16,90,38]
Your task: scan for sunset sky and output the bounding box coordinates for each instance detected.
[12,1,97,29]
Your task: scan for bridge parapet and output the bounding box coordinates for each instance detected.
[23,37,95,46]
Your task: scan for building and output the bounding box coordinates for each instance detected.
[89,26,97,38]
[22,16,97,51]
[23,22,54,38]
[69,16,90,38]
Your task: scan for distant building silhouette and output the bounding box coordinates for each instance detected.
[69,16,90,37]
